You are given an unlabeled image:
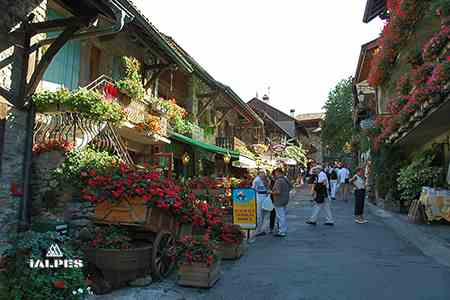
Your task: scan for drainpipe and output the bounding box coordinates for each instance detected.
[19,0,133,231]
[28,0,134,54]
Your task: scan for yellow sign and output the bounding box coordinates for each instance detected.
[232,188,257,229]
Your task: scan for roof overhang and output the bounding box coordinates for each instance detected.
[363,0,386,23]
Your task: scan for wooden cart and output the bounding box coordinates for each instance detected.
[93,197,177,281]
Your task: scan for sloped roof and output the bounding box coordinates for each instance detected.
[354,38,379,84]
[363,0,386,23]
[295,113,324,121]
[248,98,307,136]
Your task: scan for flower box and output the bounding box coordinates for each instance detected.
[177,259,221,288]
[217,241,245,260]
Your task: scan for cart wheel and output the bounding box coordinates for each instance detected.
[152,231,175,280]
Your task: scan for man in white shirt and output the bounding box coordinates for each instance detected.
[306,165,334,225]
[337,162,350,202]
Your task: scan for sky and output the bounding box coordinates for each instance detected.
[133,0,383,115]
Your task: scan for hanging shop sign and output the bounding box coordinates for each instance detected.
[232,188,257,230]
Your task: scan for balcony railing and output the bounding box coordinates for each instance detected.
[216,136,234,150]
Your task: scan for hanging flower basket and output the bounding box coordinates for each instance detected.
[177,259,221,288]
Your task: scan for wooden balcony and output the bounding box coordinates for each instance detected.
[216,136,234,150]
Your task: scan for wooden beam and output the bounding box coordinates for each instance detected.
[197,91,218,98]
[26,25,81,97]
[143,65,172,90]
[197,92,219,119]
[143,63,169,71]
[216,108,232,127]
[0,87,11,102]
[30,16,96,34]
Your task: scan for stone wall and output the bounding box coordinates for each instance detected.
[0,0,47,254]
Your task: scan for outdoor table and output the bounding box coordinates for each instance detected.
[419,187,450,222]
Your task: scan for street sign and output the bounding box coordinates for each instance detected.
[232,188,257,230]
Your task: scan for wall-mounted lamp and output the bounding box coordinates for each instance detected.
[182,152,191,165]
[223,153,231,165]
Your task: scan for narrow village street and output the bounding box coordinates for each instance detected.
[92,186,450,300]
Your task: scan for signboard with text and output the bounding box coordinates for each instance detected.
[232,188,257,230]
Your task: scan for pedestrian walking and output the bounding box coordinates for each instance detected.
[337,162,350,202]
[350,167,368,224]
[329,164,338,200]
[269,170,277,233]
[252,170,272,236]
[270,168,291,237]
[306,165,334,226]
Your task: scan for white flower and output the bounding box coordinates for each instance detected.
[78,288,84,294]
[72,290,77,295]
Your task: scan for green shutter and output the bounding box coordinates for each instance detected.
[43,10,81,90]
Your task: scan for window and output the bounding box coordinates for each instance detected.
[112,56,124,80]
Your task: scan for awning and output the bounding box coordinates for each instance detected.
[170,132,240,158]
[232,155,257,169]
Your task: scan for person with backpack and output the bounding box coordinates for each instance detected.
[329,163,338,200]
[270,168,291,237]
[306,165,335,226]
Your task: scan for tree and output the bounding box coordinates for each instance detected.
[321,77,354,158]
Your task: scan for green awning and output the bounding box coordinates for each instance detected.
[170,132,240,158]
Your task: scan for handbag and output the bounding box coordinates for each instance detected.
[261,194,274,211]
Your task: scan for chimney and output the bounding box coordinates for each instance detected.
[290,109,295,117]
[262,94,269,102]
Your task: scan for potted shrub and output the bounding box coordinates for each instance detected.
[85,225,152,292]
[211,224,245,260]
[173,235,221,288]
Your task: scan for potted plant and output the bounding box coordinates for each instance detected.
[210,224,245,260]
[85,225,152,292]
[173,235,221,288]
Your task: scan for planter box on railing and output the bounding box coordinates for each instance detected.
[177,259,221,288]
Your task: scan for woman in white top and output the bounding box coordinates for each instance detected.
[252,171,273,235]
[349,167,368,224]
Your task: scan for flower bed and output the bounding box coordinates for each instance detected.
[33,139,74,155]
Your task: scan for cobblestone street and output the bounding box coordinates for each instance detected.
[94,187,450,300]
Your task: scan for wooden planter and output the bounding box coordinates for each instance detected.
[218,242,245,260]
[94,197,177,233]
[177,259,221,288]
[86,244,152,290]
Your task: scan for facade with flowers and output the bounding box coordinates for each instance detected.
[354,0,450,210]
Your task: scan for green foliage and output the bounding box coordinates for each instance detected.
[173,116,195,136]
[432,0,450,17]
[372,144,406,199]
[53,148,119,188]
[115,57,145,100]
[33,88,125,123]
[2,231,89,300]
[89,226,132,250]
[321,77,354,157]
[397,150,445,202]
